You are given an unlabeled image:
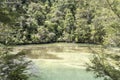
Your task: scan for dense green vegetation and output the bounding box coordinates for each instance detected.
[87,0,120,80]
[0,44,31,80]
[0,1,32,80]
[1,0,119,45]
[0,0,120,80]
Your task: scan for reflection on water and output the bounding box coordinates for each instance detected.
[31,61,102,80]
[24,43,99,59]
[13,43,103,80]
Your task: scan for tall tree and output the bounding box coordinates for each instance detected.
[87,0,120,80]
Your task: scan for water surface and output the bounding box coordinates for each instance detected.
[14,43,103,80]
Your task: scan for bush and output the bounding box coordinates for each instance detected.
[0,45,31,80]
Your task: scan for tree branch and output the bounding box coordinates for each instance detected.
[106,0,120,19]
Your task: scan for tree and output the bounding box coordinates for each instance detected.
[87,0,120,80]
[63,9,76,42]
[0,1,32,80]
[0,45,31,80]
[0,0,24,24]
[0,0,112,44]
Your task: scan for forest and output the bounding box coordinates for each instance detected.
[0,0,120,80]
[0,0,119,46]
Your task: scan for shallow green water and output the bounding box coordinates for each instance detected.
[29,60,103,80]
[14,43,103,80]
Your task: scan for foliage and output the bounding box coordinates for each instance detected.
[87,48,120,80]
[0,0,109,45]
[0,0,120,80]
[0,45,31,80]
[87,0,120,80]
[0,1,32,80]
